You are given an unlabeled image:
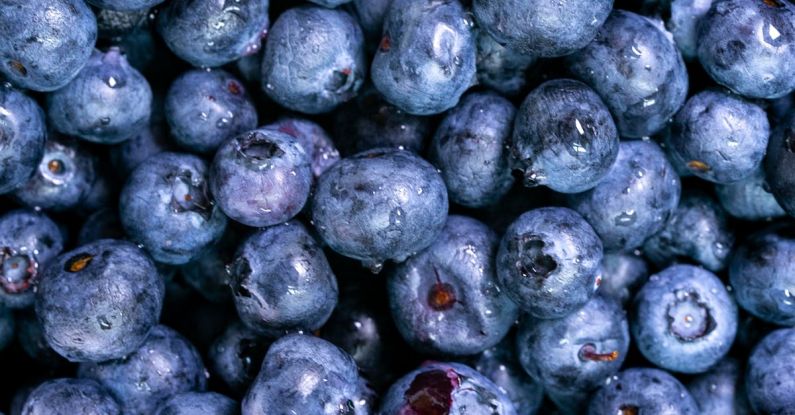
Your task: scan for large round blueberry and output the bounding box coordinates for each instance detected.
[729,224,795,326]
[35,239,164,362]
[242,334,371,415]
[687,358,751,415]
[228,221,339,337]
[473,0,612,58]
[587,368,699,414]
[428,91,515,208]
[745,328,795,414]
[667,90,769,183]
[512,79,619,193]
[47,48,152,144]
[20,378,121,415]
[389,215,518,355]
[165,69,257,154]
[209,128,312,227]
[157,0,269,68]
[567,10,688,138]
[86,0,164,11]
[119,152,228,265]
[78,325,207,415]
[632,264,737,374]
[371,0,476,115]
[475,31,537,97]
[764,115,795,217]
[0,209,63,308]
[716,167,787,221]
[497,207,603,319]
[155,391,237,415]
[0,85,46,195]
[379,361,516,415]
[568,140,682,252]
[267,118,341,178]
[311,148,448,272]
[474,336,544,415]
[598,252,649,306]
[261,6,365,114]
[208,322,271,396]
[698,0,795,99]
[0,0,97,91]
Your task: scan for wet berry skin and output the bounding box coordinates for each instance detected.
[632,264,737,374]
[20,378,121,415]
[155,391,237,415]
[388,215,519,356]
[35,239,165,362]
[587,367,699,415]
[119,152,228,265]
[745,327,795,414]
[157,0,270,68]
[371,0,477,115]
[311,148,449,272]
[497,206,603,319]
[0,0,97,92]
[209,128,312,228]
[261,6,366,114]
[0,85,46,195]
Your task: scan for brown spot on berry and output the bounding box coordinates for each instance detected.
[763,0,784,7]
[47,159,64,174]
[228,81,242,95]
[65,253,93,273]
[8,60,26,76]
[687,160,710,172]
[379,35,391,52]
[579,343,619,362]
[619,405,639,415]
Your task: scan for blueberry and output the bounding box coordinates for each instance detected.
[497,207,603,319]
[697,0,795,99]
[568,140,682,252]
[587,367,699,414]
[47,48,152,145]
[227,221,339,337]
[667,0,714,60]
[155,391,237,415]
[518,295,629,413]
[16,310,66,369]
[308,0,352,7]
[165,69,257,154]
[389,215,518,355]
[35,239,164,362]
[428,91,515,208]
[473,336,544,415]
[745,327,795,414]
[729,224,795,326]
[475,31,537,97]
[311,148,448,271]
[0,0,97,91]
[86,0,164,12]
[763,114,795,217]
[95,9,149,40]
[632,264,737,374]
[598,252,649,306]
[208,321,271,396]
[371,0,476,115]
[687,358,752,415]
[0,85,46,195]
[0,304,13,352]
[716,167,787,221]
[261,6,365,114]
[157,0,269,68]
[350,0,391,46]
[567,10,688,138]
[333,86,432,155]
[20,378,121,415]
[0,209,63,308]
[472,0,612,58]
[379,361,517,415]
[109,121,174,179]
[666,90,769,184]
[77,208,125,245]
[78,325,207,415]
[242,334,371,415]
[180,226,243,304]
[209,128,312,227]
[511,79,619,193]
[119,152,228,265]
[643,190,734,272]
[267,118,341,178]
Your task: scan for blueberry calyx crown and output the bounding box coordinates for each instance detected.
[427,267,457,312]
[510,234,557,283]
[168,170,213,220]
[236,132,285,168]
[578,343,619,362]
[666,289,716,342]
[0,247,37,294]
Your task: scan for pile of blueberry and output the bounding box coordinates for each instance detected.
[1,0,795,413]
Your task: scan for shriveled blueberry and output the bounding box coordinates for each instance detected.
[86,0,164,12]
[228,221,338,337]
[745,328,795,414]
[208,322,271,396]
[389,216,518,355]
[79,325,207,415]
[0,84,46,195]
[568,140,682,252]
[497,207,602,319]
[119,152,228,265]
[21,378,121,415]
[764,114,795,217]
[474,336,544,415]
[429,91,515,208]
[716,167,787,221]
[598,252,649,306]
[261,6,365,114]
[35,239,164,362]
[0,0,97,91]
[587,368,699,414]
[311,148,448,271]
[371,0,476,115]
[475,31,537,97]
[0,209,63,308]
[48,48,152,145]
[567,10,688,138]
[267,118,341,178]
[165,69,257,154]
[209,128,312,227]
[687,358,752,415]
[155,391,237,415]
[157,0,269,68]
